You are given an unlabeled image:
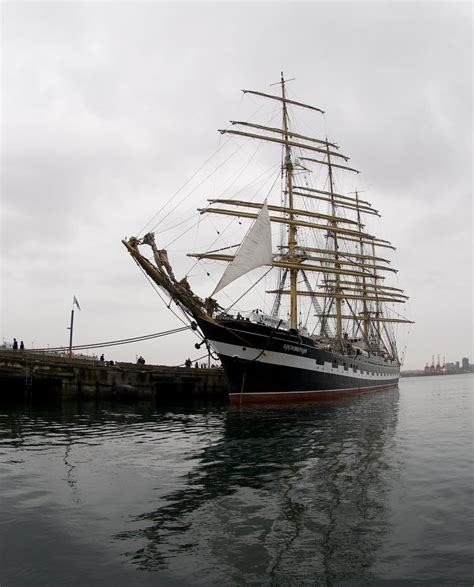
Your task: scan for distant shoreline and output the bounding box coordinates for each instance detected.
[401,370,473,378]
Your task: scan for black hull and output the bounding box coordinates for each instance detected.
[195,316,400,403]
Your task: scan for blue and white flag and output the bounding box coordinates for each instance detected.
[73,296,81,311]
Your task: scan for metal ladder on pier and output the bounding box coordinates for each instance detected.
[24,359,33,392]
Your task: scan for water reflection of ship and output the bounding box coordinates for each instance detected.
[118,389,399,583]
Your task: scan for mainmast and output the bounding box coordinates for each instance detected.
[280,73,298,329]
[355,190,370,342]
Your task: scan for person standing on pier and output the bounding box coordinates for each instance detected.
[12,338,18,350]
[20,341,24,350]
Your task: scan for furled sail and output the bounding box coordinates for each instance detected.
[212,201,272,295]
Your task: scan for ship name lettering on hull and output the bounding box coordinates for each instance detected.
[283,344,308,355]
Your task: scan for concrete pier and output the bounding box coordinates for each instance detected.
[0,350,228,401]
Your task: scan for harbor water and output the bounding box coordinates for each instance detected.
[1,374,473,585]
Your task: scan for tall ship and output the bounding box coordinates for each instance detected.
[123,74,413,403]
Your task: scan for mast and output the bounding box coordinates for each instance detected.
[371,241,383,350]
[355,191,369,342]
[327,143,343,350]
[281,73,298,329]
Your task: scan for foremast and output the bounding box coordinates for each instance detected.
[280,73,298,329]
[326,146,344,350]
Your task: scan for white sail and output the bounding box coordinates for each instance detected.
[213,201,272,295]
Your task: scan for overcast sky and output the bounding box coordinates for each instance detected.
[1,1,472,370]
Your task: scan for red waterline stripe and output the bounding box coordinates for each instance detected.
[228,383,398,404]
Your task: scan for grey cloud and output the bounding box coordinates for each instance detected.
[1,1,471,368]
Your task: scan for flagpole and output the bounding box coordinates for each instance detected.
[68,296,81,357]
[68,309,74,357]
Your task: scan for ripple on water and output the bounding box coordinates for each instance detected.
[0,379,473,585]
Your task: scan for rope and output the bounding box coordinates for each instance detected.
[31,326,191,353]
[145,140,247,236]
[175,351,217,368]
[137,144,229,237]
[224,267,273,313]
[133,259,198,333]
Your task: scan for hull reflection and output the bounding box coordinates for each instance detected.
[118,389,400,583]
